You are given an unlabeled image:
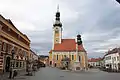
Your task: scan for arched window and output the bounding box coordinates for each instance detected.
[72,55,74,60]
[57,55,58,60]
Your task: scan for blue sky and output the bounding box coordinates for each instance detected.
[0,0,120,58]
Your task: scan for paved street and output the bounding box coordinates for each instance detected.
[14,67,119,80]
[1,67,120,80]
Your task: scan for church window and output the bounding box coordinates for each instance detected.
[72,55,74,60]
[56,40,58,42]
[57,55,58,60]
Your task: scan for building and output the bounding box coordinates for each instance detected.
[39,55,49,66]
[30,50,39,61]
[0,15,30,73]
[49,7,88,70]
[29,50,39,66]
[88,58,102,68]
[104,48,120,71]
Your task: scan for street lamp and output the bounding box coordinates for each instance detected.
[77,34,82,70]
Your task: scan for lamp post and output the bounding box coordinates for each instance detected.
[77,34,82,70]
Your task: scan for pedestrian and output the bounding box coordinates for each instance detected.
[13,70,18,79]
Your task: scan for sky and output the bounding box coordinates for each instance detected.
[0,0,120,58]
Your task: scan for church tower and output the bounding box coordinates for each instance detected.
[53,6,62,46]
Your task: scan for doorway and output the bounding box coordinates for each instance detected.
[54,63,56,67]
[50,61,52,66]
[5,56,10,72]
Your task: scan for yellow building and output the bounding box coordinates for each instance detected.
[0,15,30,73]
[49,7,88,70]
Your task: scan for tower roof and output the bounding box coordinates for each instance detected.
[53,6,62,27]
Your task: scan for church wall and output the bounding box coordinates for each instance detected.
[51,51,84,67]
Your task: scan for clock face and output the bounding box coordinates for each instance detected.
[55,28,59,33]
[55,27,58,31]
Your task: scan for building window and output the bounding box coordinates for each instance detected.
[16,62,19,67]
[114,57,116,61]
[3,42,6,52]
[72,55,74,60]
[64,55,66,58]
[56,40,58,42]
[106,56,111,60]
[20,62,22,67]
[117,56,119,61]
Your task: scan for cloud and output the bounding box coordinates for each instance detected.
[1,0,120,58]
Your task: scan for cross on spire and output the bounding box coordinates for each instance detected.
[57,4,59,12]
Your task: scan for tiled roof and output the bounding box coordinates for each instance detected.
[88,58,102,62]
[30,49,38,56]
[104,48,120,56]
[53,39,86,52]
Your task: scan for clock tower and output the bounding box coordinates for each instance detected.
[53,6,62,46]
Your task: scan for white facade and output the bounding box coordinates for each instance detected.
[89,62,98,67]
[104,53,120,70]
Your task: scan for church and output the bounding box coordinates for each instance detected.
[49,7,88,70]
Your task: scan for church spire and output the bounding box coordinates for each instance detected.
[53,5,62,27]
[57,4,59,12]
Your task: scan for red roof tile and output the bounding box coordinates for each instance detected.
[53,39,86,52]
[88,58,102,62]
